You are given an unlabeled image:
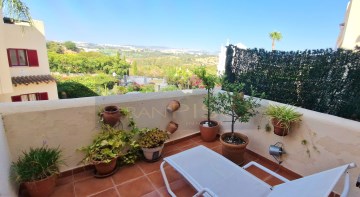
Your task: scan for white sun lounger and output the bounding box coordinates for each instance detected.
[160,145,356,197]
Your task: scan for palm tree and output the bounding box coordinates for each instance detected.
[269,31,282,50]
[0,0,32,22]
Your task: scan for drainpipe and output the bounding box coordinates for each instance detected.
[0,115,17,197]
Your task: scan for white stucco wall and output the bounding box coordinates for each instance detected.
[0,12,14,94]
[0,82,58,102]
[337,0,360,49]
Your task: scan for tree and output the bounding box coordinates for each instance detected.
[132,61,138,76]
[269,31,282,50]
[63,41,79,52]
[0,0,32,22]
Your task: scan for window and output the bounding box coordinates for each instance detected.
[7,49,39,67]
[11,92,48,102]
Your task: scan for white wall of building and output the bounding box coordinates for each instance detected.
[0,12,14,94]
[0,82,58,102]
[337,0,360,49]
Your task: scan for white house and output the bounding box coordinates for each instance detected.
[0,12,58,102]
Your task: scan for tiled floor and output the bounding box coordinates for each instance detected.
[19,134,338,197]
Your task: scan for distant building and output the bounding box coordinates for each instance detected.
[336,0,360,50]
[0,12,58,102]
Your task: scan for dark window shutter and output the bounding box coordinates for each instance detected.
[37,92,49,100]
[7,49,12,67]
[11,95,22,102]
[27,50,39,67]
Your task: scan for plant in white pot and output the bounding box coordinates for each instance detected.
[211,82,263,165]
[194,66,220,142]
[138,128,169,161]
[11,146,64,197]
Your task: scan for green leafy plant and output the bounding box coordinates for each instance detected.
[80,125,125,164]
[265,105,302,130]
[138,128,169,148]
[11,146,64,183]
[211,82,263,144]
[194,66,218,126]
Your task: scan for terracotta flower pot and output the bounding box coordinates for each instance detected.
[142,144,164,161]
[101,106,121,127]
[220,132,249,165]
[166,100,180,112]
[199,120,219,142]
[24,174,57,197]
[272,119,289,136]
[166,121,179,134]
[94,158,117,175]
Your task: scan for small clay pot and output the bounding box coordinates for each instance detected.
[220,132,249,165]
[94,158,117,175]
[166,100,180,112]
[24,174,57,197]
[101,106,121,127]
[166,121,179,134]
[272,119,289,136]
[199,120,219,142]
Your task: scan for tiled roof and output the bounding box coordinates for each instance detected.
[12,75,56,86]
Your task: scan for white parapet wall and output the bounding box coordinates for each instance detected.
[0,90,208,172]
[219,98,360,196]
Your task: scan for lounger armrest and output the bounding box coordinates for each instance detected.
[243,161,290,183]
[193,188,217,197]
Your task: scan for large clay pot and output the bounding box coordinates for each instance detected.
[166,121,179,134]
[94,158,117,175]
[272,119,289,136]
[101,106,121,127]
[24,174,57,197]
[166,100,180,112]
[220,132,249,165]
[199,120,220,142]
[142,144,164,161]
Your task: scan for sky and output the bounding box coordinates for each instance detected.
[24,0,348,52]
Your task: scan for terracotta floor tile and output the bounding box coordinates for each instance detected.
[178,143,200,151]
[172,139,194,148]
[137,159,164,174]
[158,179,196,197]
[196,139,221,149]
[73,169,93,182]
[263,176,284,186]
[142,190,162,197]
[112,164,144,185]
[89,188,119,197]
[255,158,281,172]
[163,143,180,154]
[189,135,203,143]
[163,149,182,157]
[245,165,271,181]
[57,174,73,186]
[211,145,222,155]
[74,177,114,197]
[276,168,301,181]
[147,166,183,188]
[116,176,155,197]
[51,183,75,197]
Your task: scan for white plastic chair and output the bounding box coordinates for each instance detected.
[160,145,356,197]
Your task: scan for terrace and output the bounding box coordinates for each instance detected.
[1,89,360,196]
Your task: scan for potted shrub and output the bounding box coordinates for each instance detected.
[11,146,64,197]
[265,105,302,136]
[99,106,129,127]
[211,82,263,165]
[80,125,125,176]
[194,66,220,142]
[138,128,169,161]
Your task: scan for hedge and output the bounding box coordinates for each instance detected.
[225,45,360,120]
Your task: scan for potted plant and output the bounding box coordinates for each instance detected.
[211,82,263,165]
[99,106,129,127]
[138,128,169,161]
[80,125,125,176]
[11,146,64,197]
[194,66,220,142]
[265,105,302,136]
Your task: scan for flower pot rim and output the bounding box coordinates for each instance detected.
[199,120,219,127]
[220,132,249,147]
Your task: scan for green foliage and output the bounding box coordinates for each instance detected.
[47,41,64,54]
[265,105,302,129]
[211,82,263,133]
[140,84,155,93]
[160,85,179,92]
[225,45,360,121]
[138,128,169,148]
[1,0,32,23]
[57,81,98,98]
[63,41,79,52]
[11,146,64,183]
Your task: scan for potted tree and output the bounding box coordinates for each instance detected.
[11,146,64,197]
[265,105,302,136]
[211,82,263,165]
[80,125,125,176]
[194,66,220,142]
[138,128,169,161]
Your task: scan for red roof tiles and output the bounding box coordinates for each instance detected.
[12,75,56,86]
